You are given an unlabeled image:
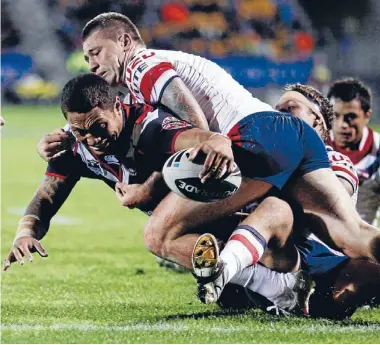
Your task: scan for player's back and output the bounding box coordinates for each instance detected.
[126,48,273,133]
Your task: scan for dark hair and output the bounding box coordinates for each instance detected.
[327,78,372,112]
[61,74,117,117]
[285,83,335,133]
[82,12,144,45]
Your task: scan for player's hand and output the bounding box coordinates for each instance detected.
[37,129,74,162]
[3,236,48,271]
[115,182,152,209]
[189,134,234,183]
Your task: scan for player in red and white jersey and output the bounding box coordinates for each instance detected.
[327,78,380,225]
[124,48,273,133]
[37,12,274,161]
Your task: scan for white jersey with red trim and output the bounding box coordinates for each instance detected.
[124,48,274,133]
[328,127,380,224]
[328,127,380,182]
[326,145,359,206]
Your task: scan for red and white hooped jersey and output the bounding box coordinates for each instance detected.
[124,48,274,133]
[328,126,380,183]
[326,145,359,206]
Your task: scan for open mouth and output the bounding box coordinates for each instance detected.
[91,139,109,152]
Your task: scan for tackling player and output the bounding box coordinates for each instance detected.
[218,84,380,319]
[327,78,380,225]
[37,12,273,167]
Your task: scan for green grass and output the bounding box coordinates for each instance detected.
[1,106,380,343]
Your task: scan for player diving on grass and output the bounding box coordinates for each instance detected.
[34,12,380,270]
[5,74,380,318]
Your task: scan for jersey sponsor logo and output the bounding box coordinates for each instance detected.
[104,155,119,164]
[162,116,191,130]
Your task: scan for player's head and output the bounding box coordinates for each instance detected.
[61,73,124,156]
[275,83,334,141]
[82,12,145,86]
[327,78,372,148]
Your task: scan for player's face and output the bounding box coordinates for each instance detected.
[331,98,371,148]
[83,31,125,86]
[275,91,321,128]
[67,99,124,156]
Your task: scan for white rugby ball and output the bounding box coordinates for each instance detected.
[162,149,242,202]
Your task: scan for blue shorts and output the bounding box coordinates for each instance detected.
[297,236,349,277]
[228,111,330,189]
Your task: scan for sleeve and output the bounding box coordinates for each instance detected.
[327,149,359,193]
[45,147,81,180]
[137,109,193,155]
[125,50,179,105]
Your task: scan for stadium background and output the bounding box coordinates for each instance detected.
[1,0,380,343]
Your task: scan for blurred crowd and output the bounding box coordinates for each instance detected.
[2,0,315,60]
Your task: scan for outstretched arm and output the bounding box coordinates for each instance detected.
[160,77,209,131]
[3,174,78,271]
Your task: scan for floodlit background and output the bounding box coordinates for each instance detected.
[1,1,380,343]
[2,0,380,114]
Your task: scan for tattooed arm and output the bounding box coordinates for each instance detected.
[160,77,209,131]
[3,174,78,271]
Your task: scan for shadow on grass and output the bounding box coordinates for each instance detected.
[159,307,380,327]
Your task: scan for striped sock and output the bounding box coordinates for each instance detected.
[220,225,267,283]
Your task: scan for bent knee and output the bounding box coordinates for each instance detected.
[143,218,166,256]
[258,197,294,235]
[143,217,183,258]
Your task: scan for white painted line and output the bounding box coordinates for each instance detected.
[1,322,380,333]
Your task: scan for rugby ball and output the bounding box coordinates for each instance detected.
[162,149,242,202]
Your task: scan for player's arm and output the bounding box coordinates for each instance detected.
[3,174,78,271]
[160,77,209,130]
[141,111,234,182]
[174,128,234,182]
[130,52,209,130]
[115,171,169,209]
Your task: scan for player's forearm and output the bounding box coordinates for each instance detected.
[144,172,169,199]
[160,78,209,130]
[174,128,229,151]
[21,175,77,240]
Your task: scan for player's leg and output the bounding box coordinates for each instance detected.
[143,178,273,269]
[289,168,380,263]
[192,196,299,302]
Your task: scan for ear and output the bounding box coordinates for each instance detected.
[114,96,121,111]
[313,113,323,126]
[364,109,372,124]
[118,33,132,50]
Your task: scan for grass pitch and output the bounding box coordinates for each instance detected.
[1,106,380,343]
